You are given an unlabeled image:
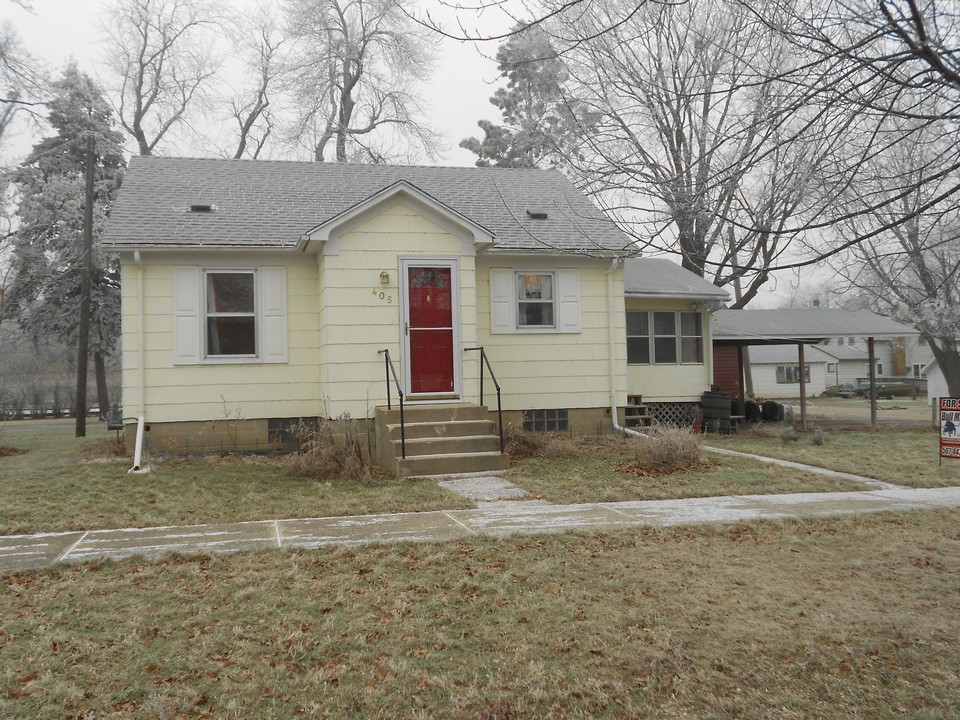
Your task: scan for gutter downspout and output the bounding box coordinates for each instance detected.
[607,258,646,438]
[129,251,150,473]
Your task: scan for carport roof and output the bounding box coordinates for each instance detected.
[712,309,918,345]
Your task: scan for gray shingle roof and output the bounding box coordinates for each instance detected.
[624,258,730,301]
[712,309,918,344]
[817,344,869,361]
[102,156,636,256]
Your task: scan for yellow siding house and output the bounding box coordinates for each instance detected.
[103,158,724,471]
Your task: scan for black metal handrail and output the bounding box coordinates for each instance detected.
[378,349,406,459]
[464,346,504,453]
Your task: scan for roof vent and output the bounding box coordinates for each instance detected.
[189,203,214,213]
[526,209,548,220]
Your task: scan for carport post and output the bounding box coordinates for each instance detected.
[868,337,878,427]
[797,343,807,431]
[736,344,746,414]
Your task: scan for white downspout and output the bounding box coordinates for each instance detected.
[129,251,150,473]
[607,258,646,438]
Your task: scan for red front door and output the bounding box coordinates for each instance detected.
[406,264,456,395]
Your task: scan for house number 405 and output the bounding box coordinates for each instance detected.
[371,288,393,304]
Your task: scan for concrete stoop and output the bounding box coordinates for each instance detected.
[375,403,509,477]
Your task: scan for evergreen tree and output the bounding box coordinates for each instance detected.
[7,64,125,412]
[460,24,589,168]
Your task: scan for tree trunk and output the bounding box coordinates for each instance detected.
[75,134,94,437]
[933,344,960,398]
[95,352,109,421]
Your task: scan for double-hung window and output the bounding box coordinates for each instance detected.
[627,310,703,364]
[679,312,703,363]
[489,267,580,334]
[172,265,287,365]
[516,272,555,328]
[626,312,650,364]
[205,271,256,356]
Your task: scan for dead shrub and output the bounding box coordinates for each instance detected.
[287,415,376,482]
[625,425,702,475]
[504,425,582,460]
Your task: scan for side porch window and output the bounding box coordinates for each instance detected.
[627,311,703,364]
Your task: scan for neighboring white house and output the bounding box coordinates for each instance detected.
[922,358,950,406]
[102,157,726,458]
[816,344,870,387]
[818,331,933,381]
[743,344,834,398]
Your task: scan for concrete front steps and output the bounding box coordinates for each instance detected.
[374,403,509,477]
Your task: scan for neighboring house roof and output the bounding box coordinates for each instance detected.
[816,344,869,361]
[102,156,636,256]
[623,258,730,301]
[747,344,834,364]
[712,309,919,344]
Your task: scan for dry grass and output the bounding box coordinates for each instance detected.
[508,434,865,505]
[2,510,958,718]
[709,426,960,488]
[0,420,470,535]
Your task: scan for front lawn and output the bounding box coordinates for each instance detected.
[2,511,958,718]
[0,421,470,535]
[507,436,866,504]
[707,427,960,488]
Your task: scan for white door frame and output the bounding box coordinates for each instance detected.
[399,257,462,400]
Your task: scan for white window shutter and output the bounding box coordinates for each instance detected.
[557,269,581,333]
[260,267,288,363]
[489,268,514,334]
[172,266,201,364]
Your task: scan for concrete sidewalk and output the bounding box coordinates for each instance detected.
[3,485,960,574]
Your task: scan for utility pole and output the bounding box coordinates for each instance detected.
[75,132,94,437]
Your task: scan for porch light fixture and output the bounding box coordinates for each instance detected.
[380,271,390,285]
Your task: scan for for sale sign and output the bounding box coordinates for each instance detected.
[939,398,960,459]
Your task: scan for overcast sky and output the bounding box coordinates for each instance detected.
[0,0,814,306]
[0,0,503,166]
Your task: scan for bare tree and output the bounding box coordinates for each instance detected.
[99,0,221,156]
[729,0,960,271]
[225,5,285,159]
[0,21,47,146]
[552,0,836,306]
[282,0,442,163]
[828,118,960,393]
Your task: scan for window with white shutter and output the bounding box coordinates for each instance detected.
[172,265,287,364]
[488,267,581,334]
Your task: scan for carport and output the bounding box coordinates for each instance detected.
[711,309,920,430]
